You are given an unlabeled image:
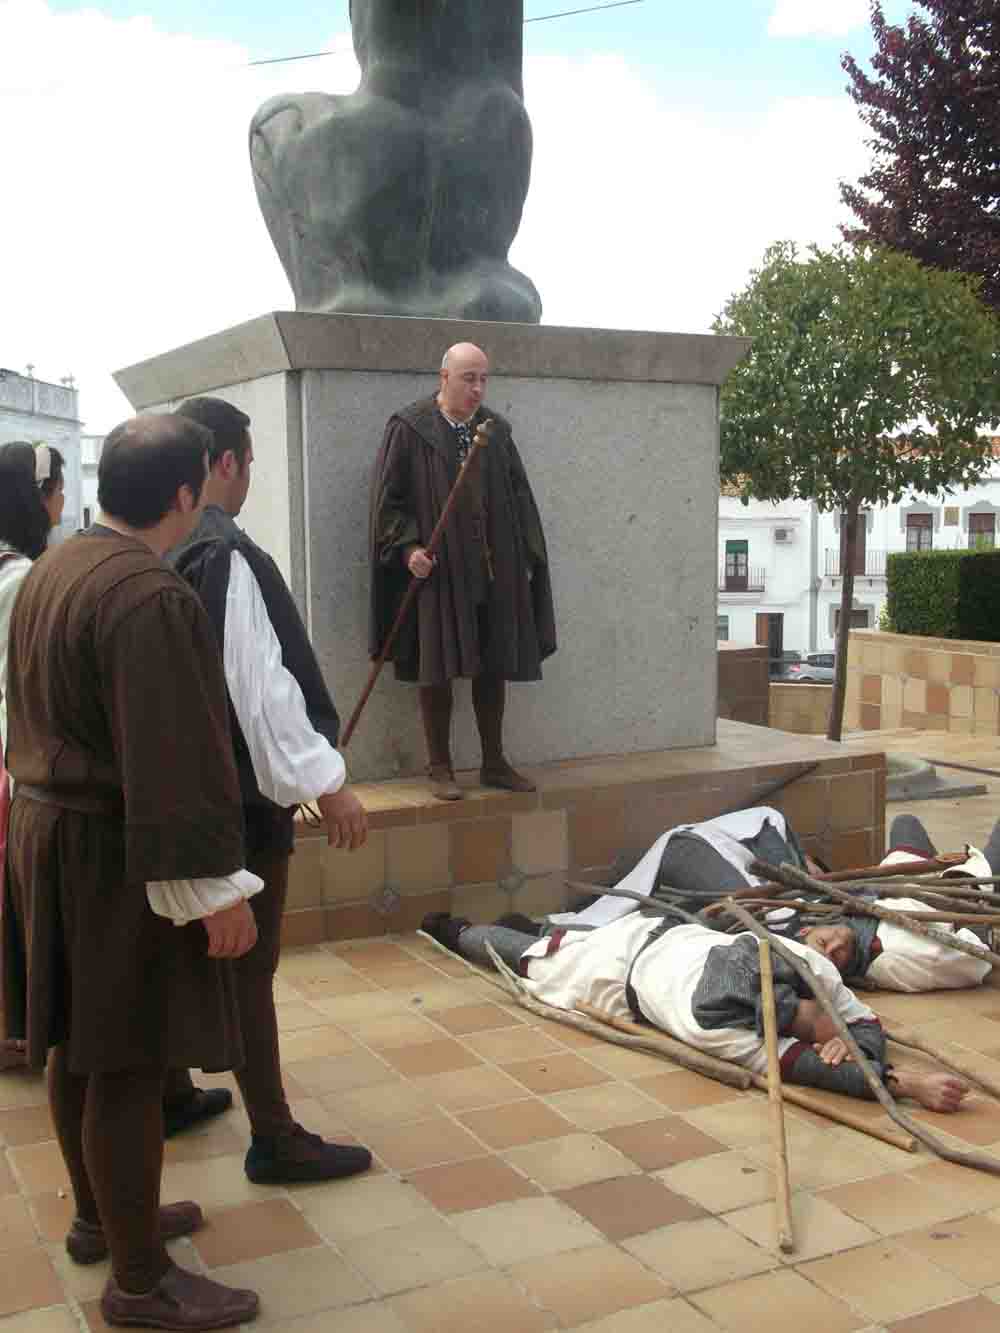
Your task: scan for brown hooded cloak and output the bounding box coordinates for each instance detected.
[369,397,556,686]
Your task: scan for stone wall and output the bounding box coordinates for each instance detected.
[769,683,831,735]
[845,629,1000,734]
[280,722,886,945]
[717,643,769,725]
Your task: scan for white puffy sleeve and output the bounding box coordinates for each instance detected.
[146,868,264,925]
[223,550,346,807]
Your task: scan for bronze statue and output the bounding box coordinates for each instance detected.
[250,1,542,323]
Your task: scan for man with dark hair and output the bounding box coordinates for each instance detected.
[370,342,556,801]
[165,395,372,1186]
[3,414,261,1330]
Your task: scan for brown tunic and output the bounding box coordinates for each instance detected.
[369,397,556,685]
[2,529,246,1074]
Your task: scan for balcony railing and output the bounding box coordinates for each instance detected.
[718,565,766,593]
[824,549,887,579]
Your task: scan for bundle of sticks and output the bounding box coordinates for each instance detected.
[570,850,1000,968]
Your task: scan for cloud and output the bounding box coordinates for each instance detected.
[1,0,870,433]
[515,56,869,337]
[767,0,870,38]
[0,0,355,431]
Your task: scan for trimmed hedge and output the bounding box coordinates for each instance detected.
[886,548,1000,641]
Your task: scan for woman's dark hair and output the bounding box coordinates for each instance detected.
[175,397,251,466]
[0,441,63,559]
[98,414,212,528]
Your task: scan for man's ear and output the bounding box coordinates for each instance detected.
[215,448,238,479]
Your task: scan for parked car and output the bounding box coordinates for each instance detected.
[768,650,802,679]
[782,652,835,683]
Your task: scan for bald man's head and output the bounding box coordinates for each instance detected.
[98,413,210,529]
[438,343,489,422]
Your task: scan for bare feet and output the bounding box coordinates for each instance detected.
[892,1069,970,1112]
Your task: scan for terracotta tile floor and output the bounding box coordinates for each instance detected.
[8,757,1000,1328]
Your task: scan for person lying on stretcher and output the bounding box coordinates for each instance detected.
[544,807,997,993]
[421,907,969,1112]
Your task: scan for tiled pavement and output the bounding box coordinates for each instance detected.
[4,740,1000,1332]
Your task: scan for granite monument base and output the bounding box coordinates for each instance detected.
[116,313,748,782]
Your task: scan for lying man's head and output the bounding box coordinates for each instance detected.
[798,923,857,974]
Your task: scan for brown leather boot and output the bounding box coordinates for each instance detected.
[68,1201,204,1265]
[419,685,461,800]
[101,1262,259,1329]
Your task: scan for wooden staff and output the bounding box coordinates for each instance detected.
[726,899,1000,1177]
[752,860,1000,969]
[818,854,967,882]
[758,937,794,1253]
[576,1003,915,1150]
[340,418,495,748]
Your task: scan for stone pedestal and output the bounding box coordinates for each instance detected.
[116,313,748,781]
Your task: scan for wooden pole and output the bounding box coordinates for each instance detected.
[340,418,495,748]
[758,937,795,1253]
[747,1077,916,1151]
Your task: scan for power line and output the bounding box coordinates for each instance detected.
[526,0,642,22]
[246,0,643,69]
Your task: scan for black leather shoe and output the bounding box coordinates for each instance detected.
[245,1125,372,1184]
[163,1088,233,1139]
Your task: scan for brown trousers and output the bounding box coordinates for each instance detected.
[49,1047,169,1292]
[163,848,293,1139]
[419,673,505,770]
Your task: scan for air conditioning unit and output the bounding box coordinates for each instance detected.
[774,527,794,544]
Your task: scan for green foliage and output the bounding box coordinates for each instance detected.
[714,241,1000,511]
[877,600,894,633]
[886,551,962,638]
[957,551,1000,643]
[841,1,1000,313]
[886,549,1000,641]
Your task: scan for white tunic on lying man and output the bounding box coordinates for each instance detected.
[859,845,993,992]
[520,915,875,1078]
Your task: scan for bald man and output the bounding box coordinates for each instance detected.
[369,343,556,800]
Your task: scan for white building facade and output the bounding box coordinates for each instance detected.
[81,433,102,529]
[718,450,1000,661]
[0,368,83,540]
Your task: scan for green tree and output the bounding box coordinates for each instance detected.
[714,240,1000,740]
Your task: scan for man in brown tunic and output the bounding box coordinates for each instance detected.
[369,342,556,800]
[3,415,261,1330]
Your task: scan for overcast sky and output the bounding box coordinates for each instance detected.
[1,0,915,432]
